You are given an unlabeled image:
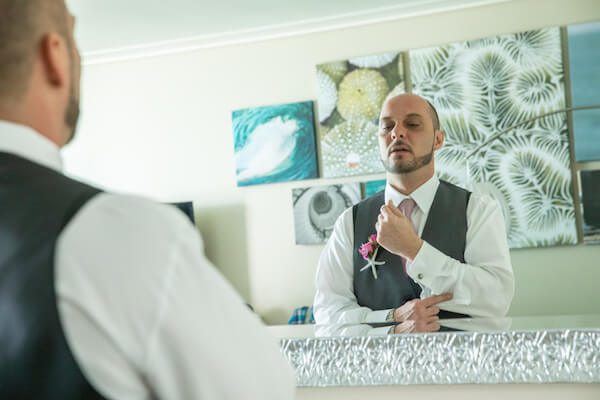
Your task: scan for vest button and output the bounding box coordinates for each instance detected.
[417,273,424,280]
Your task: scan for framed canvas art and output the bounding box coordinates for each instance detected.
[410,28,577,248]
[293,183,362,244]
[316,52,406,178]
[232,101,318,186]
[580,169,600,244]
[364,179,387,198]
[568,22,600,162]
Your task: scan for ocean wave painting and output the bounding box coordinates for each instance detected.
[232,101,319,186]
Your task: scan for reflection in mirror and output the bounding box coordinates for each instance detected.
[312,21,600,335]
[269,314,600,339]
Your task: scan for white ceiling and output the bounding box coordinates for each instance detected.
[66,0,510,64]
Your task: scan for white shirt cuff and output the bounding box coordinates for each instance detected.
[365,309,392,323]
[368,326,393,336]
[407,241,469,305]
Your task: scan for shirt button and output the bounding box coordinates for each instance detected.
[417,273,424,280]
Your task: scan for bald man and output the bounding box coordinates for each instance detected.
[314,94,515,333]
[0,1,295,398]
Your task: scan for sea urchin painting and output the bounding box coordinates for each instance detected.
[293,183,362,245]
[232,101,318,186]
[316,52,406,178]
[410,28,577,248]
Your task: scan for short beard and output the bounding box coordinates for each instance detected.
[381,146,434,174]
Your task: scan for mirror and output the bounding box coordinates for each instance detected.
[271,314,600,338]
[65,1,600,374]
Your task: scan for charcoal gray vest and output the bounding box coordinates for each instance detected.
[0,152,105,399]
[352,180,471,319]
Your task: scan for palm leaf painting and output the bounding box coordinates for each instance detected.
[410,27,577,248]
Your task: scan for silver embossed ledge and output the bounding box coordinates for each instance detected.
[279,329,600,386]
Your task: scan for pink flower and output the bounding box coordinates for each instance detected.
[358,234,379,260]
[359,233,386,279]
[359,242,373,259]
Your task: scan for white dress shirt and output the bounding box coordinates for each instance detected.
[0,121,296,400]
[314,174,515,326]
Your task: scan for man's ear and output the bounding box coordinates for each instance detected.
[39,32,70,87]
[434,129,444,150]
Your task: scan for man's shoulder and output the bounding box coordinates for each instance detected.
[71,192,197,243]
[468,189,503,211]
[438,179,470,196]
[437,179,505,213]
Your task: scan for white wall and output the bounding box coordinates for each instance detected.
[63,0,600,324]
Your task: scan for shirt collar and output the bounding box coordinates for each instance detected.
[384,174,440,215]
[0,120,62,172]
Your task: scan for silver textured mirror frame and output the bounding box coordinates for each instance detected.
[280,328,600,386]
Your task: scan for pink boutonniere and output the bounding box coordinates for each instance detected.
[358,234,386,279]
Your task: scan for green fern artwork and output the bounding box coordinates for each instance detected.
[410,28,577,248]
[316,52,406,178]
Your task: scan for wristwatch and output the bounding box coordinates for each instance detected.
[385,310,394,322]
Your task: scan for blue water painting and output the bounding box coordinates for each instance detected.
[568,22,600,162]
[364,179,386,198]
[232,101,319,186]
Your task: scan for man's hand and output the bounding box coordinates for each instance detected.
[376,199,423,260]
[392,293,453,333]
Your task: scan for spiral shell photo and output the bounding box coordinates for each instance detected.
[410,27,577,248]
[292,183,362,244]
[316,52,406,178]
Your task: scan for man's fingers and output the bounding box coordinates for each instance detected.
[387,199,404,217]
[421,293,453,307]
[413,306,439,319]
[425,306,440,317]
[413,319,441,333]
[427,322,441,332]
[379,206,390,220]
[381,200,404,219]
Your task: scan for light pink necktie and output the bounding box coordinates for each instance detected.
[398,198,416,273]
[398,198,416,224]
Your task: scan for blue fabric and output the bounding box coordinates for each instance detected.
[288,306,315,324]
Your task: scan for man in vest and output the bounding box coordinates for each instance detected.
[0,1,295,398]
[314,93,515,333]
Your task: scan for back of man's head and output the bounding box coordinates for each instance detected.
[0,0,70,103]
